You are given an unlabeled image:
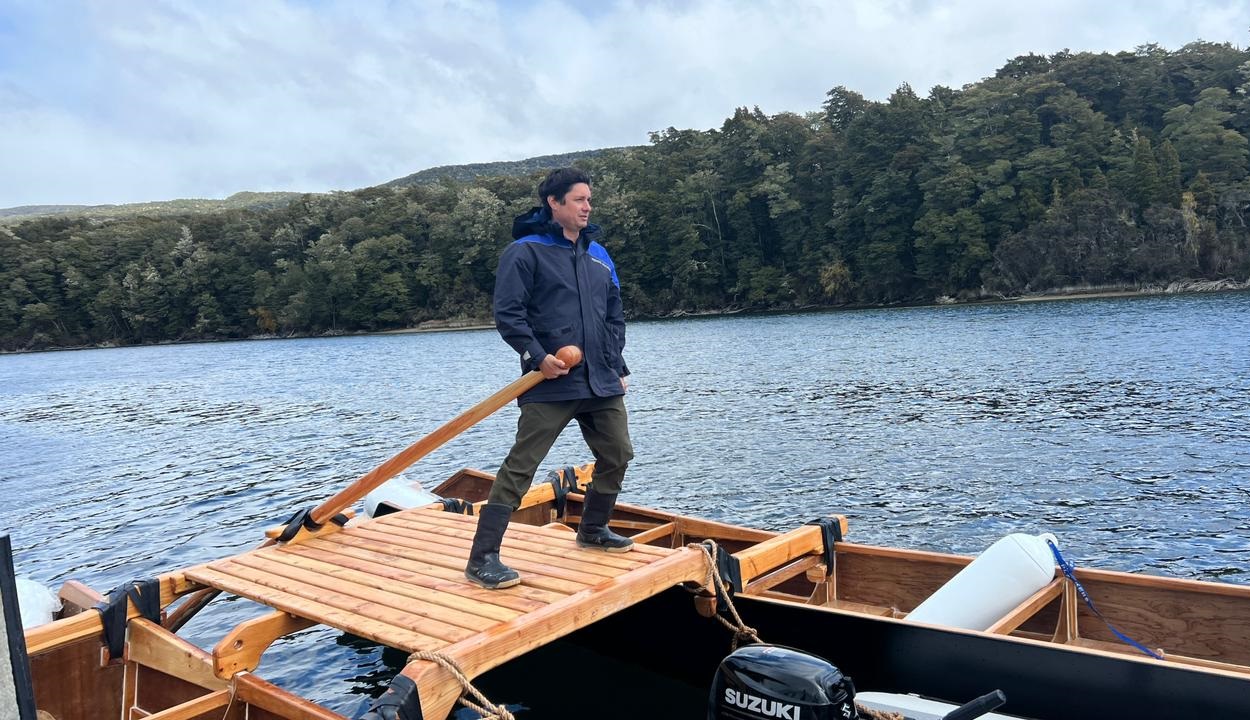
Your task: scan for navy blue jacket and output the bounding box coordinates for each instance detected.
[494,206,628,404]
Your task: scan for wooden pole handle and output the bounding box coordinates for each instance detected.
[309,370,545,526]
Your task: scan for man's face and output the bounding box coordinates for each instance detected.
[548,182,592,238]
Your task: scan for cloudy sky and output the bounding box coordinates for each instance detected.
[1,0,1247,208]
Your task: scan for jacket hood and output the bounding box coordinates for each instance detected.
[511,205,601,242]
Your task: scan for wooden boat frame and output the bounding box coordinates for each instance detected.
[19,463,1250,720]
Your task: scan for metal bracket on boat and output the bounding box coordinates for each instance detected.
[276,507,348,543]
[804,517,843,578]
[438,498,474,515]
[94,578,161,660]
[360,673,423,720]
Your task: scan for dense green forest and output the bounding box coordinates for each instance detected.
[3,42,1249,351]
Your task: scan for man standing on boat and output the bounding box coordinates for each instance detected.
[465,167,635,590]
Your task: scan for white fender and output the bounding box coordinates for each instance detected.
[362,474,441,519]
[906,533,1058,632]
[15,577,61,629]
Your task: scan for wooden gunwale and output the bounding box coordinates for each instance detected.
[745,589,1250,682]
[25,573,203,655]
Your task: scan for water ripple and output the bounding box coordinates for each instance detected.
[2,293,1249,710]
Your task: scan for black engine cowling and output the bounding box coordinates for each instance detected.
[708,644,857,720]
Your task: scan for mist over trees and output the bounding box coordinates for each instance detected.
[3,42,1249,351]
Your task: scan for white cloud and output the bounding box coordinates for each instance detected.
[0,0,1246,206]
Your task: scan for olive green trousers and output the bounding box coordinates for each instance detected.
[488,395,633,509]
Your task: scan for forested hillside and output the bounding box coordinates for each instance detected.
[381,149,621,188]
[0,192,304,225]
[3,42,1249,351]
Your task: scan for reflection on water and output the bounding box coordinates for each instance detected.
[2,291,1249,713]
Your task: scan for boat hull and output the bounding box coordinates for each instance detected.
[567,586,1250,720]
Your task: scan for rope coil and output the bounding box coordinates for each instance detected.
[697,540,761,649]
[407,650,515,720]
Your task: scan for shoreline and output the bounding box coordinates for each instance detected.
[5,280,1247,353]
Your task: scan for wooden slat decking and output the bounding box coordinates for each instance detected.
[184,506,712,718]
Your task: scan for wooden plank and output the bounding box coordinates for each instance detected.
[666,516,778,544]
[1155,649,1250,676]
[838,541,971,566]
[202,559,477,643]
[232,552,505,631]
[126,619,227,691]
[302,535,576,601]
[1053,579,1078,644]
[213,611,316,678]
[834,549,963,612]
[986,579,1064,635]
[376,513,653,570]
[743,556,823,596]
[386,508,670,558]
[403,546,712,720]
[293,543,548,615]
[828,599,898,617]
[137,690,229,720]
[30,634,125,720]
[1068,575,1250,665]
[184,565,443,653]
[234,673,348,720]
[1071,565,1250,598]
[57,580,104,616]
[391,505,675,559]
[345,526,613,587]
[260,548,524,623]
[732,518,847,583]
[629,522,677,546]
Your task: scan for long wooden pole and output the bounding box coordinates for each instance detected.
[309,369,547,525]
[310,345,582,525]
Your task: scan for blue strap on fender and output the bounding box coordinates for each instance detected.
[1046,540,1163,660]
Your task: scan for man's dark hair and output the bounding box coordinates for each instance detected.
[538,168,591,207]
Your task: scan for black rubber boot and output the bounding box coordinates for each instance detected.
[465,503,521,589]
[576,489,634,552]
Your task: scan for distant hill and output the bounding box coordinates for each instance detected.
[0,149,633,224]
[380,148,632,188]
[0,191,306,225]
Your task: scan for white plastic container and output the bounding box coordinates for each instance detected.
[906,533,1058,631]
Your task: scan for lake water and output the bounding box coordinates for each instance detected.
[2,291,1248,715]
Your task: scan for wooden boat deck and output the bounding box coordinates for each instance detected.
[183,506,712,717]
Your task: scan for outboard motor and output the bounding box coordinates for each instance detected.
[709,644,857,720]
